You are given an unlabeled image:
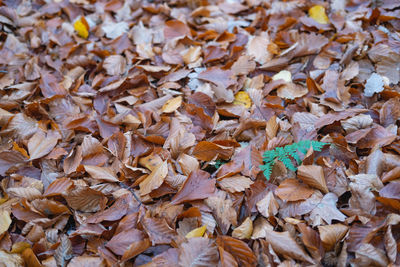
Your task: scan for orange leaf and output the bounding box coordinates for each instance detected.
[170,170,215,205]
[275,178,315,202]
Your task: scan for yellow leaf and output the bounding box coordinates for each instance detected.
[162,96,182,113]
[309,5,330,24]
[0,210,11,236]
[185,225,207,238]
[74,17,89,39]
[11,242,31,253]
[233,91,252,108]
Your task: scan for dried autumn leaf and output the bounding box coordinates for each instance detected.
[0,250,24,267]
[297,165,328,193]
[170,170,215,205]
[318,224,349,251]
[139,161,168,196]
[309,193,346,225]
[232,217,253,239]
[185,225,207,238]
[179,237,219,267]
[43,178,73,197]
[64,186,106,212]
[54,235,73,267]
[263,230,314,263]
[353,244,389,267]
[309,5,330,24]
[0,210,11,236]
[192,141,233,161]
[256,191,279,217]
[73,17,89,39]
[384,225,397,263]
[141,216,176,245]
[162,96,183,113]
[0,151,27,176]
[103,55,126,76]
[84,165,119,182]
[106,228,147,256]
[233,91,251,109]
[217,236,257,267]
[217,176,253,193]
[28,130,59,160]
[205,192,237,234]
[67,256,106,267]
[275,178,315,202]
[364,73,384,97]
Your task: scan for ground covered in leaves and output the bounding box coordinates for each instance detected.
[0,0,400,266]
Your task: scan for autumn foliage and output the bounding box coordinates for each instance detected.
[0,0,400,266]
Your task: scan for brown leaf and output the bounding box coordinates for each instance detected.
[263,229,314,263]
[218,246,238,267]
[217,175,253,193]
[141,216,176,245]
[103,55,126,76]
[353,244,389,267]
[205,192,237,234]
[297,165,328,193]
[106,228,147,256]
[170,170,215,205]
[64,186,106,212]
[256,191,279,218]
[197,67,236,90]
[0,210,12,236]
[0,151,27,176]
[216,236,256,267]
[274,178,315,202]
[384,225,397,263]
[43,178,73,197]
[179,237,219,267]
[86,197,128,224]
[54,235,73,267]
[318,224,349,251]
[164,20,191,40]
[310,193,346,225]
[139,161,168,196]
[28,130,59,160]
[67,256,106,267]
[232,217,253,239]
[84,165,119,182]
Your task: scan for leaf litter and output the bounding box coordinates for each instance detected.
[0,0,400,266]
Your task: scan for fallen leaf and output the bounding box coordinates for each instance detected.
[103,55,126,76]
[217,176,253,193]
[192,141,233,161]
[185,225,207,238]
[275,178,315,202]
[232,217,253,239]
[179,237,219,267]
[263,229,314,263]
[0,210,12,236]
[318,224,349,251]
[297,165,328,193]
[233,91,252,108]
[28,130,59,160]
[216,236,257,267]
[309,5,330,24]
[84,165,119,182]
[364,73,384,97]
[139,161,168,196]
[73,17,89,39]
[162,96,182,113]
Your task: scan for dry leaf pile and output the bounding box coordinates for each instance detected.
[0,0,400,266]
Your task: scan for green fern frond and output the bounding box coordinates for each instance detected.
[260,140,329,180]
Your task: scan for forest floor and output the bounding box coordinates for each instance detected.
[0,0,400,266]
